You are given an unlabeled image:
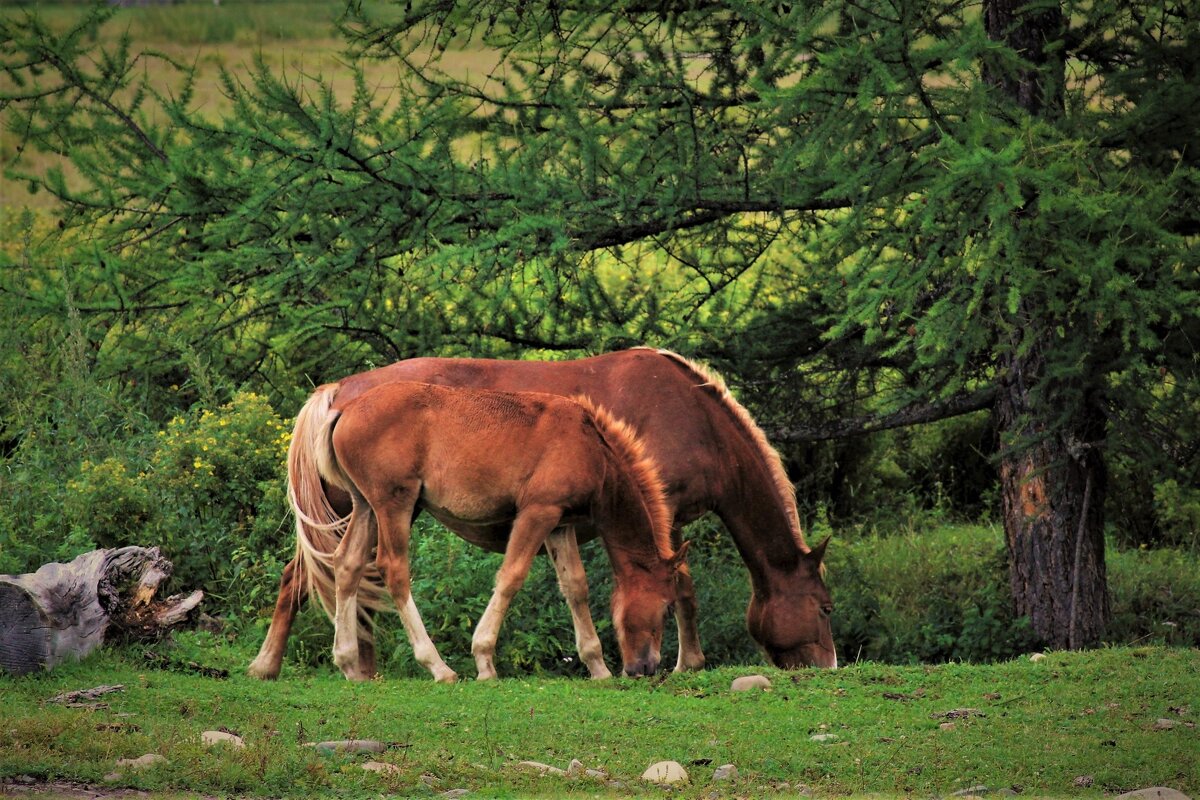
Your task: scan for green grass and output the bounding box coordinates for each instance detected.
[2,642,1197,798]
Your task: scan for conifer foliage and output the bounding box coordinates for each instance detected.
[2,2,1197,648]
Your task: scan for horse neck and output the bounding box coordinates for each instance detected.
[595,456,669,575]
[713,426,811,592]
[652,350,810,587]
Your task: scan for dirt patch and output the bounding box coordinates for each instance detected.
[0,778,218,800]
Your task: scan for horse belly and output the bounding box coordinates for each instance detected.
[421,502,514,554]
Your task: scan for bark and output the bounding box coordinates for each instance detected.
[995,352,1110,648]
[0,547,204,676]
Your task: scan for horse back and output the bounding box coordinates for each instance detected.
[333,350,728,520]
[331,382,605,533]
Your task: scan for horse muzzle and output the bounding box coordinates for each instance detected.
[622,646,660,677]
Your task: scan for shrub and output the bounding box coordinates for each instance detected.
[148,392,292,615]
[1107,544,1200,648]
[20,391,293,620]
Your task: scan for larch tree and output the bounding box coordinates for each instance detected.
[2,1,1197,648]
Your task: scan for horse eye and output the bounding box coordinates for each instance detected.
[820,604,834,617]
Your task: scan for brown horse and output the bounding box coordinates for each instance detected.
[295,380,685,681]
[249,347,835,680]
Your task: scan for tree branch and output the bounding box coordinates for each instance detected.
[767,385,998,442]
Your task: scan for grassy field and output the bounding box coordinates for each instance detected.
[1,641,1197,799]
[0,1,497,211]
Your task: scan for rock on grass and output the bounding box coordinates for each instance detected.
[641,760,689,784]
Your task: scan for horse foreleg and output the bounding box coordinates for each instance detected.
[248,556,307,679]
[331,504,376,681]
[544,528,612,680]
[672,533,706,672]
[396,593,456,683]
[473,505,561,680]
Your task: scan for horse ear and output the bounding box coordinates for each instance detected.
[809,535,831,564]
[671,540,692,567]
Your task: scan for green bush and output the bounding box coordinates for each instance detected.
[6,391,293,620]
[1107,544,1200,648]
[148,391,292,615]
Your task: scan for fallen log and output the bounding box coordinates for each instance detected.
[0,546,204,676]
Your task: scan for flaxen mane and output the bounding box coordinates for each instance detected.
[571,395,675,561]
[639,348,810,551]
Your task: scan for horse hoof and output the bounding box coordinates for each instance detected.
[435,670,459,684]
[246,661,279,681]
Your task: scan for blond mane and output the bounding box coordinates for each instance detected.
[571,395,675,561]
[638,347,810,552]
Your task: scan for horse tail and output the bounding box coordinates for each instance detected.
[287,384,393,636]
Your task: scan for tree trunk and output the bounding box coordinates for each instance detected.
[984,0,1109,648]
[0,547,204,676]
[996,349,1110,648]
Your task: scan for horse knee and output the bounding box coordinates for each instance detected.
[472,631,498,657]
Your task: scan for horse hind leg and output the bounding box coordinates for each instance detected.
[331,498,377,681]
[472,504,562,680]
[248,556,307,679]
[373,485,457,683]
[545,527,612,680]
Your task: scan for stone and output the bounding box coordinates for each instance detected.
[362,761,400,775]
[713,764,739,781]
[731,675,771,692]
[442,791,470,799]
[809,733,839,742]
[1029,652,1046,662]
[1074,776,1095,788]
[115,753,166,770]
[1114,790,1192,800]
[310,739,386,754]
[641,760,689,784]
[585,768,609,779]
[565,759,585,777]
[201,730,245,748]
[939,722,956,731]
[517,760,566,776]
[1152,718,1178,730]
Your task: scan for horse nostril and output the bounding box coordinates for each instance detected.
[624,659,657,677]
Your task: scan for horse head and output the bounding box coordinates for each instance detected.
[611,541,691,676]
[745,536,837,669]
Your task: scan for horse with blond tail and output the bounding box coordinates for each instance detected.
[279,380,686,682]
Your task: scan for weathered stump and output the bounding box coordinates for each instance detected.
[0,547,203,676]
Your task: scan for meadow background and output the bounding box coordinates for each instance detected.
[0,2,1197,796]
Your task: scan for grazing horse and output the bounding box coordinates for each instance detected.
[296,380,685,681]
[249,347,835,680]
